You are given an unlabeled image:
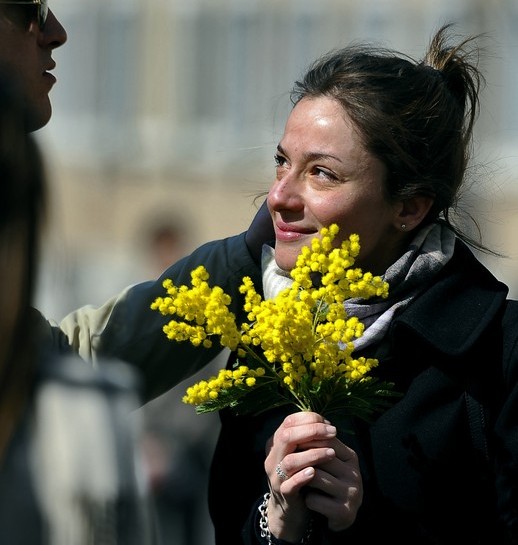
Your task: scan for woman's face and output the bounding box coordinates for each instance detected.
[268,96,404,274]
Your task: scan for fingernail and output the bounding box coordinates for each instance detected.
[326,448,335,457]
[303,467,315,477]
[325,425,336,435]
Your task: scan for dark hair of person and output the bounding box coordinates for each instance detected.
[291,23,494,255]
[0,70,46,459]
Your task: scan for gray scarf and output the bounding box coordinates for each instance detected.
[262,222,456,352]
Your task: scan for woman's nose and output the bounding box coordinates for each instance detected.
[268,172,303,212]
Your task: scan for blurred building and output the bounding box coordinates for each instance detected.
[34,1,518,543]
[35,0,518,317]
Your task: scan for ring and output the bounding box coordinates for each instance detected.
[275,462,288,480]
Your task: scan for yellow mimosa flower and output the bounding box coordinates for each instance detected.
[152,225,397,419]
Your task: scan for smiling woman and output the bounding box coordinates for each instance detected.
[37,21,518,545]
[270,96,405,275]
[203,23,517,545]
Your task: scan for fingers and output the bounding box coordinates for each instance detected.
[317,440,360,479]
[278,440,360,500]
[274,447,336,493]
[305,440,361,497]
[304,475,363,532]
[304,442,363,532]
[305,483,362,532]
[265,412,337,492]
[263,412,363,537]
[281,447,336,480]
[275,465,316,495]
[266,412,337,459]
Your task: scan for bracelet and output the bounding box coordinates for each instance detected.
[258,492,313,545]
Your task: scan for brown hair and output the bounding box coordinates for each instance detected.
[291,23,491,253]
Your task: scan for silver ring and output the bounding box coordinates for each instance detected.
[275,462,288,480]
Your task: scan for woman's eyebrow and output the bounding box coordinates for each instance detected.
[276,143,343,164]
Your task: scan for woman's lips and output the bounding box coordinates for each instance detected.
[274,223,315,242]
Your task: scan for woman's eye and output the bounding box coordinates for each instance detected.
[314,167,335,180]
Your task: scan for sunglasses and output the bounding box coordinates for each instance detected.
[0,0,48,30]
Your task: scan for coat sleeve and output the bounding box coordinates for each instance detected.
[58,232,263,402]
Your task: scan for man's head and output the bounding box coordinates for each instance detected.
[0,0,67,131]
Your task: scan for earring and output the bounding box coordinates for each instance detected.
[401,224,407,230]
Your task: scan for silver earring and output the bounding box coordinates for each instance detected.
[401,224,407,230]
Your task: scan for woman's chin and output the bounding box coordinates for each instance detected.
[274,249,298,272]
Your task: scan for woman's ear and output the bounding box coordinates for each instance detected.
[394,196,434,232]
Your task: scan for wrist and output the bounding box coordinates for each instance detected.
[258,492,313,545]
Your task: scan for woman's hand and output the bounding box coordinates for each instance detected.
[264,411,362,542]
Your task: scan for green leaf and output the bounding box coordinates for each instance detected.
[193,380,291,415]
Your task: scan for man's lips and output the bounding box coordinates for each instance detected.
[42,61,57,86]
[44,59,56,73]
[42,71,57,88]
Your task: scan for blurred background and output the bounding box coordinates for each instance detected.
[33,0,518,543]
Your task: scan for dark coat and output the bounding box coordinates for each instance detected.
[53,233,518,544]
[209,240,518,544]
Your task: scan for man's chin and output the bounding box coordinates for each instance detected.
[24,96,51,132]
[27,107,51,132]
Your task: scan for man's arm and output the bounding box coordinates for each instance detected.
[59,231,264,403]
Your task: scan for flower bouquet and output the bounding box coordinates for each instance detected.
[151,225,399,421]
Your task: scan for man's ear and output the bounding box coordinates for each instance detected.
[394,196,434,232]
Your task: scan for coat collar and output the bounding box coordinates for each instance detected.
[392,241,508,356]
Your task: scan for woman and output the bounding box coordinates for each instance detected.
[226,24,517,543]
[0,71,154,545]
[55,23,517,544]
